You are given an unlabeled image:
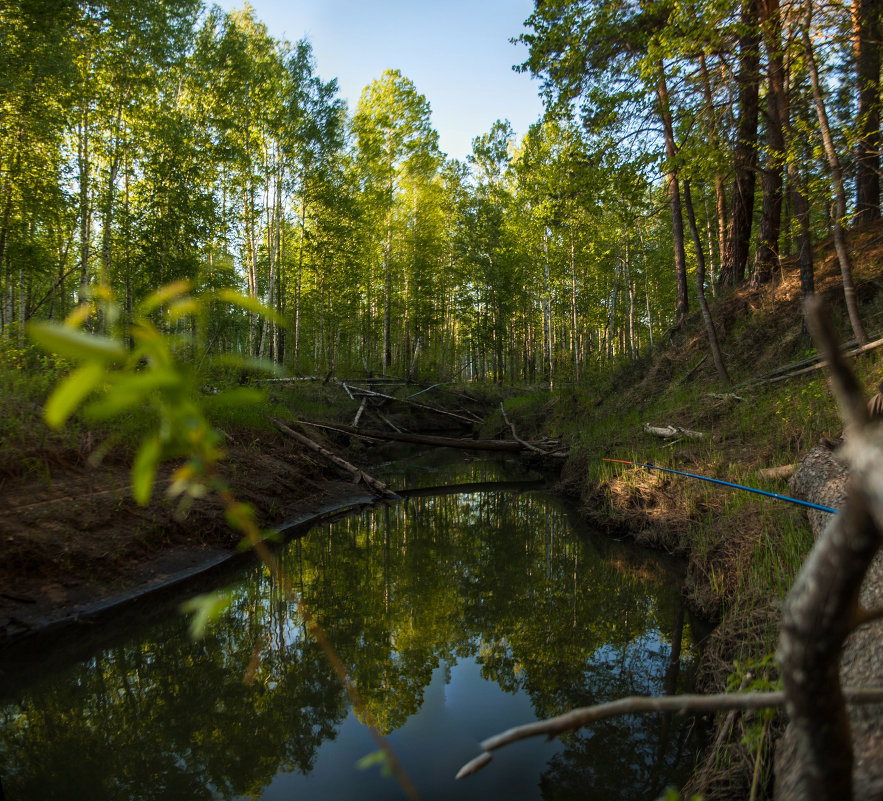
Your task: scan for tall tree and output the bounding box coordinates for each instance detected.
[855,0,881,224]
[719,0,761,288]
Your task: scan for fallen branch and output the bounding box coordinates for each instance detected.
[680,353,708,383]
[735,335,883,389]
[269,417,397,498]
[644,423,708,440]
[708,392,745,402]
[343,383,477,425]
[352,396,367,427]
[455,687,883,780]
[499,403,545,454]
[757,464,796,481]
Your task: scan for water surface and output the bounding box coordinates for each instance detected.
[0,455,702,800]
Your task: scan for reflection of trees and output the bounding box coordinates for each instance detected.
[1,472,699,799]
[1,594,347,800]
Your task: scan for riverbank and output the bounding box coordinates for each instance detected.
[0,423,385,647]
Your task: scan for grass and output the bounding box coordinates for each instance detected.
[506,233,883,798]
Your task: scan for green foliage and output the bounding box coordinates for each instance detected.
[180,590,233,639]
[29,282,269,517]
[356,749,393,777]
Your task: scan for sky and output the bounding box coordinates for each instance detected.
[213,0,546,161]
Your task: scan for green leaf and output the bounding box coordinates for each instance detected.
[213,353,285,376]
[215,288,284,325]
[204,387,266,409]
[132,435,162,505]
[85,369,182,419]
[139,280,193,314]
[356,750,391,776]
[180,591,232,639]
[43,362,106,428]
[29,321,127,363]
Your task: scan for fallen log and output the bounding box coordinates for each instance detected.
[269,417,398,498]
[343,383,477,425]
[300,421,567,456]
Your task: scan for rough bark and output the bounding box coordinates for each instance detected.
[720,0,761,287]
[751,0,786,288]
[657,64,689,320]
[855,0,881,224]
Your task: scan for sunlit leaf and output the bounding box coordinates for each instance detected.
[203,387,266,408]
[167,298,200,321]
[84,369,181,419]
[132,435,162,505]
[356,750,392,777]
[213,353,284,376]
[29,321,126,363]
[64,303,93,328]
[180,590,232,639]
[215,288,284,324]
[140,280,192,314]
[43,362,106,428]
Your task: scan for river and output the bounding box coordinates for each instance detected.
[0,451,705,800]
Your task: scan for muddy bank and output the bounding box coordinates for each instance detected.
[0,426,387,649]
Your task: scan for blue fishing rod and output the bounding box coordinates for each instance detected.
[602,458,837,514]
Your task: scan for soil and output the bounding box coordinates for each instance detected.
[0,425,384,648]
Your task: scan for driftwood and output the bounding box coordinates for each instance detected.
[269,417,397,498]
[644,423,708,440]
[300,421,567,457]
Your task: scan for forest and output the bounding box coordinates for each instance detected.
[4,0,880,384]
[3,1,883,799]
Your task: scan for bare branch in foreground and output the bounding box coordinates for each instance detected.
[454,688,883,780]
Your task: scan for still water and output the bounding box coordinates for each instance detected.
[0,454,703,800]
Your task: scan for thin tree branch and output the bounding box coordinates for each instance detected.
[455,688,883,780]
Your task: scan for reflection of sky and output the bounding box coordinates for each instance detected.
[257,658,561,801]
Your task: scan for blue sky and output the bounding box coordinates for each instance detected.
[213,0,546,161]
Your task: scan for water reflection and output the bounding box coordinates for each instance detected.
[0,460,701,801]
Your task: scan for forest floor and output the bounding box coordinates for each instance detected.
[0,425,382,646]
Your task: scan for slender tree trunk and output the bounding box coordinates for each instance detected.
[804,0,868,345]
[637,221,655,349]
[783,62,815,300]
[699,53,727,284]
[684,179,730,386]
[720,0,761,287]
[855,0,881,224]
[657,63,689,320]
[569,227,580,380]
[751,0,786,288]
[78,107,91,305]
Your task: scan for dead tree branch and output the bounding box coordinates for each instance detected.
[455,687,883,780]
